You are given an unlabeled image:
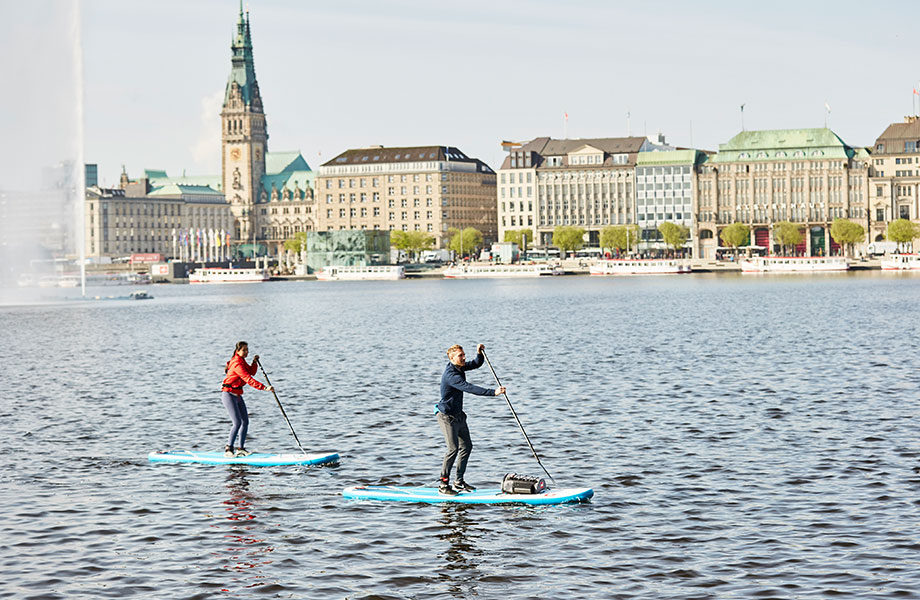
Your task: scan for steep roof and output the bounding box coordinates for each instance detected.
[540,137,647,155]
[266,151,311,175]
[261,170,314,196]
[714,128,854,162]
[873,118,920,153]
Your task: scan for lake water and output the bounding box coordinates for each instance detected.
[4,272,920,599]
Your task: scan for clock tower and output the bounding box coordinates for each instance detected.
[221,3,267,245]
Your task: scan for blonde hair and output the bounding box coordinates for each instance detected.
[446,344,464,359]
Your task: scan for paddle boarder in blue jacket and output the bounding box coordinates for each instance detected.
[437,343,506,495]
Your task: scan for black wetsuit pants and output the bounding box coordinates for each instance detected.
[437,411,472,482]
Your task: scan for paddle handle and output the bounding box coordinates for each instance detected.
[481,349,556,486]
[256,358,308,456]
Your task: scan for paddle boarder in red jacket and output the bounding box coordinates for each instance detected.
[221,341,273,457]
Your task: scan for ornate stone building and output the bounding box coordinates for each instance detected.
[696,128,870,259]
[867,116,920,242]
[497,136,671,247]
[219,6,315,255]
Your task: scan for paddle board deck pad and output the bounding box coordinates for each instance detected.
[148,450,339,467]
[342,485,593,505]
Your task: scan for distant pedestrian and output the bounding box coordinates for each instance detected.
[221,341,273,457]
[436,343,505,495]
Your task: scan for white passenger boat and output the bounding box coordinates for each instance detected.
[316,265,405,281]
[188,267,269,283]
[880,254,920,271]
[442,264,563,278]
[589,259,691,275]
[740,256,849,273]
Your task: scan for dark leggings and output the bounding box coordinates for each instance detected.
[221,392,249,448]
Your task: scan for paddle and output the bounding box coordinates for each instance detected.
[481,348,556,486]
[256,358,308,456]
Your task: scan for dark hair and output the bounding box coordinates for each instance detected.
[225,341,248,373]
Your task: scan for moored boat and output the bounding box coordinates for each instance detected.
[880,254,920,271]
[316,265,405,281]
[442,263,563,278]
[188,267,269,283]
[589,259,691,275]
[740,256,849,273]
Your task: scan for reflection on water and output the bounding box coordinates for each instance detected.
[437,505,483,596]
[218,467,273,592]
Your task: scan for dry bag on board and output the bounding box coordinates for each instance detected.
[501,473,546,495]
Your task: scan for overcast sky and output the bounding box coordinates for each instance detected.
[3,0,920,188]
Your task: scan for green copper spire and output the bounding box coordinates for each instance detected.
[224,3,261,110]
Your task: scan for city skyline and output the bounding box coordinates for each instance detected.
[3,1,920,189]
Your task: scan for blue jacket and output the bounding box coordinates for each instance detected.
[438,352,495,415]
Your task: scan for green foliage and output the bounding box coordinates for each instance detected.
[391,230,435,260]
[552,226,585,254]
[886,219,919,245]
[658,222,690,250]
[719,223,750,249]
[829,218,865,255]
[599,225,639,251]
[503,229,533,251]
[447,227,483,257]
[283,232,307,253]
[772,221,803,251]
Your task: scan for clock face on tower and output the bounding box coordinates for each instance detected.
[230,148,241,160]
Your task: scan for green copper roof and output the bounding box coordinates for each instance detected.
[266,151,311,175]
[636,149,704,166]
[146,171,222,190]
[714,128,854,162]
[149,183,224,197]
[224,5,260,107]
[261,170,314,198]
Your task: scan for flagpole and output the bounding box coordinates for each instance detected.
[740,104,745,131]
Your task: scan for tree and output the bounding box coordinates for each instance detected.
[886,219,919,250]
[599,225,639,254]
[283,232,307,254]
[658,222,690,254]
[503,228,532,252]
[447,227,483,258]
[829,218,866,257]
[719,223,749,258]
[773,221,803,255]
[391,230,435,261]
[552,226,585,256]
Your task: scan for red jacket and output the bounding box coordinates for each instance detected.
[221,355,266,395]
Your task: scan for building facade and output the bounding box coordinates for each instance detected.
[497,136,672,247]
[696,128,870,259]
[314,146,496,248]
[868,116,920,242]
[635,149,705,252]
[84,184,234,260]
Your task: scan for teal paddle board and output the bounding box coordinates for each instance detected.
[148,450,339,467]
[342,485,593,505]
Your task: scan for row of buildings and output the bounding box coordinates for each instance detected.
[80,6,920,262]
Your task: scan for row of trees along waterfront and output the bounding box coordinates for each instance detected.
[282,218,919,262]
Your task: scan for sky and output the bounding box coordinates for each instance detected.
[3,0,920,189]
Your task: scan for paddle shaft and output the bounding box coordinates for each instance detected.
[256,358,308,455]
[481,349,555,485]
